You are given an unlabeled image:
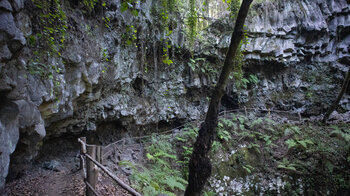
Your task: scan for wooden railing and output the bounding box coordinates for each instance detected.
[77,107,302,195]
[78,137,142,196]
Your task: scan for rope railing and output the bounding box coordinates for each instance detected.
[101,107,301,150]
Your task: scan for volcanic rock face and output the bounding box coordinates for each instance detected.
[0,0,349,190]
[245,0,350,64]
[0,99,19,191]
[204,0,350,115]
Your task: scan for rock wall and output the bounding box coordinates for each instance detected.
[200,0,350,115]
[244,0,350,114]
[0,0,209,189]
[0,0,349,190]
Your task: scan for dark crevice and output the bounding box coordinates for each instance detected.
[221,93,239,110]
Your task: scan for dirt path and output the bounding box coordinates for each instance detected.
[5,154,85,196]
[5,142,134,196]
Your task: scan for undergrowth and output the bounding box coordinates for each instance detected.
[120,113,350,195]
[119,134,187,196]
[209,114,350,195]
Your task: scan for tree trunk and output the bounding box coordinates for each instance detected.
[322,67,350,123]
[184,0,253,195]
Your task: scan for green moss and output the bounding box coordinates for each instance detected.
[215,147,260,179]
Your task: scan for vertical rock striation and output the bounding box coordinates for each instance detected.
[202,0,350,115]
[0,0,349,190]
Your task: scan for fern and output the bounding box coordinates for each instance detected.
[298,139,314,148]
[277,158,298,172]
[238,116,246,124]
[243,164,254,174]
[221,118,235,127]
[218,129,231,142]
[127,134,188,195]
[251,118,263,127]
[285,139,297,149]
[330,126,350,142]
[164,176,186,190]
[285,138,314,149]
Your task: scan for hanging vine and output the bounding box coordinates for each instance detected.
[31,0,68,56]
[82,0,99,13]
[27,0,68,101]
[186,0,197,53]
[160,0,179,65]
[223,0,255,90]
[119,0,140,47]
[223,0,241,18]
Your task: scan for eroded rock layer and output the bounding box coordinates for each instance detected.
[0,0,349,190]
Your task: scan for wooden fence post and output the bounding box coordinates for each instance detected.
[79,137,86,170]
[100,146,103,165]
[96,146,101,163]
[96,146,102,182]
[86,145,97,196]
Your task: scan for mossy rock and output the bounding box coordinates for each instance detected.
[215,147,261,179]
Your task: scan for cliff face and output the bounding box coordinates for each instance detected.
[201,0,350,115]
[0,0,349,190]
[247,0,350,115]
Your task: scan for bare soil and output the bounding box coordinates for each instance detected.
[5,139,133,196]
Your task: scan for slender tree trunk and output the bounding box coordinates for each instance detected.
[322,67,350,123]
[184,1,253,195]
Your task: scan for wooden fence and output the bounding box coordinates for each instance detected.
[77,107,302,195]
[78,137,142,196]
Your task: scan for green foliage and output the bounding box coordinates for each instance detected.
[306,91,313,100]
[102,48,109,62]
[242,164,254,174]
[159,0,179,65]
[123,134,187,196]
[229,27,255,91]
[187,57,218,78]
[285,138,314,150]
[120,0,139,16]
[162,56,173,65]
[28,60,46,77]
[251,118,263,127]
[217,121,232,142]
[205,113,350,194]
[176,125,198,178]
[102,16,111,28]
[119,0,141,47]
[82,0,99,13]
[186,0,197,49]
[203,190,216,196]
[28,35,37,46]
[101,48,110,73]
[162,40,173,65]
[329,125,350,162]
[32,0,68,56]
[117,114,350,194]
[232,73,259,90]
[122,25,138,46]
[188,57,204,71]
[330,125,350,143]
[28,0,69,102]
[284,125,301,136]
[325,160,334,173]
[277,158,298,172]
[222,0,241,18]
